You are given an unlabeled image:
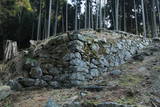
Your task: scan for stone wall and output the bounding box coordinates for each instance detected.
[7,31,151,90]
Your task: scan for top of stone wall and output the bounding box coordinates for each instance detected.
[32,30,143,49]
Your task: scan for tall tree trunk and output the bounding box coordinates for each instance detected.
[91,10,94,29]
[103,0,106,28]
[66,2,68,32]
[99,0,102,29]
[145,2,150,36]
[88,0,91,29]
[141,0,146,37]
[85,0,87,29]
[123,0,126,32]
[156,0,160,34]
[75,1,78,31]
[47,0,52,38]
[134,0,138,34]
[37,0,42,40]
[96,0,99,29]
[115,0,119,31]
[62,7,65,32]
[54,0,59,36]
[119,1,123,30]
[152,0,158,37]
[44,11,47,39]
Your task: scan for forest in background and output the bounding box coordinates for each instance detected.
[0,0,160,60]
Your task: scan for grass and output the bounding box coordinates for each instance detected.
[117,96,138,105]
[152,65,160,71]
[119,74,144,87]
[1,97,13,107]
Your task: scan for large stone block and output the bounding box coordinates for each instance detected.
[0,86,11,101]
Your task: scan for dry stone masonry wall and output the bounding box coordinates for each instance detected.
[7,31,151,90]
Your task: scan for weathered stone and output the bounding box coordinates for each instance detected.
[139,43,145,49]
[98,68,108,72]
[69,33,86,42]
[70,80,84,86]
[110,70,122,76]
[30,67,43,79]
[90,43,100,52]
[63,102,82,107]
[49,81,61,88]
[70,66,89,73]
[129,47,136,55]
[18,78,36,87]
[34,79,48,87]
[85,74,93,80]
[42,75,53,81]
[49,67,61,75]
[91,59,100,65]
[110,47,118,53]
[90,69,100,77]
[70,73,86,81]
[124,51,132,60]
[0,86,11,101]
[70,59,87,67]
[45,98,60,107]
[7,80,23,91]
[54,74,69,81]
[96,102,134,107]
[24,58,38,70]
[63,52,81,61]
[68,40,84,52]
[116,42,123,49]
[89,63,98,69]
[99,56,109,66]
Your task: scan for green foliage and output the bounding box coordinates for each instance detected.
[15,0,33,11]
[0,0,33,23]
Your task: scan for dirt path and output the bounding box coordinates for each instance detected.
[1,41,160,107]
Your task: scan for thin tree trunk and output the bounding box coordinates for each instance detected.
[134,0,138,34]
[99,0,102,29]
[44,11,47,39]
[145,2,150,36]
[85,0,87,29]
[96,0,99,29]
[156,0,160,34]
[91,9,94,29]
[79,16,81,29]
[152,0,158,37]
[123,0,126,32]
[115,0,119,31]
[47,0,52,38]
[141,0,146,37]
[62,7,65,32]
[103,0,106,28]
[54,0,59,36]
[37,0,42,40]
[88,0,91,28]
[66,2,68,32]
[75,1,78,31]
[119,1,122,30]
